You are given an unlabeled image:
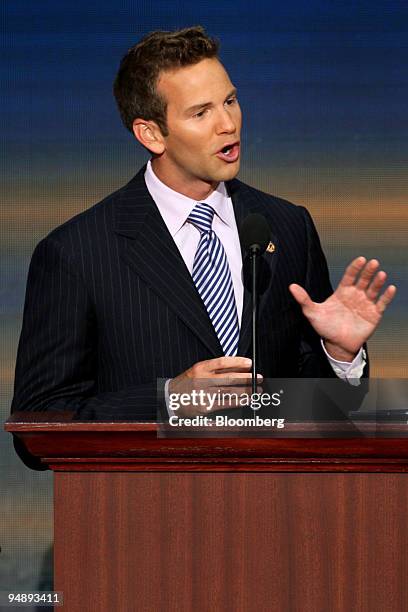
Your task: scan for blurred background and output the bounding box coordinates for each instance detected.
[1,0,407,601]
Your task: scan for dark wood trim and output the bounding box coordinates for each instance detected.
[46,459,408,473]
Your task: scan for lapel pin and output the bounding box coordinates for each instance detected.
[266,241,276,253]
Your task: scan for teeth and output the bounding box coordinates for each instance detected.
[223,147,232,154]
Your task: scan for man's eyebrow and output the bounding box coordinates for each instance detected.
[225,88,238,100]
[185,88,238,114]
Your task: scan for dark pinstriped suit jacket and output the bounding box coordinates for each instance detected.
[11,166,342,423]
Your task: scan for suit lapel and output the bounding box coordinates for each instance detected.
[114,168,222,357]
[227,180,279,356]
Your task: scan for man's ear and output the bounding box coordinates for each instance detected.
[132,119,165,154]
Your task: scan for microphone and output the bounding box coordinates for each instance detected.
[240,214,271,398]
[240,213,270,255]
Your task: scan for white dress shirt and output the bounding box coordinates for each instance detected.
[144,160,365,382]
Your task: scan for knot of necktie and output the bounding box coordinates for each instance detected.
[187,202,215,234]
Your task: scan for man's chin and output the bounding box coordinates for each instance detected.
[214,160,240,182]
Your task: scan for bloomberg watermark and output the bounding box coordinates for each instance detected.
[168,414,285,428]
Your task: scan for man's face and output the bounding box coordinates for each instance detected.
[154,57,242,197]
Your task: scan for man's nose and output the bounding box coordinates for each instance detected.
[215,108,236,134]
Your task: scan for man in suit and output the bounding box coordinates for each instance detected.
[11,26,396,424]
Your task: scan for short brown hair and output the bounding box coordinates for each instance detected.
[113,26,219,137]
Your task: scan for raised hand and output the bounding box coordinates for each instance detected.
[289,257,397,362]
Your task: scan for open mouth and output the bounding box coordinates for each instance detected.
[216,142,240,162]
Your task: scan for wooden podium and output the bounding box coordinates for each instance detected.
[6,412,408,612]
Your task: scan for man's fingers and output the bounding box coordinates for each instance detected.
[339,256,367,287]
[356,259,379,290]
[288,284,313,310]
[376,285,397,314]
[339,258,397,311]
[366,270,387,300]
[205,356,252,374]
[190,372,263,386]
[206,373,263,385]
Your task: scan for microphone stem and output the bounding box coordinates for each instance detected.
[250,247,258,397]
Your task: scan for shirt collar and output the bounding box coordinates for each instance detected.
[144,159,234,238]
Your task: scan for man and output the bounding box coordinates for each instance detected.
[11,26,396,423]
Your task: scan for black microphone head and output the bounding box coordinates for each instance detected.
[240,213,271,254]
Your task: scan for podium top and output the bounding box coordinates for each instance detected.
[5,410,408,473]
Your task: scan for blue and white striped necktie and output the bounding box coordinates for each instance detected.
[188,202,240,356]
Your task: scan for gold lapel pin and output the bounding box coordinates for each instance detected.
[266,241,276,253]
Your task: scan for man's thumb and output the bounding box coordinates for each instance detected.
[289,283,313,310]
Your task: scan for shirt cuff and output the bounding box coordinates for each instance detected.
[321,340,366,386]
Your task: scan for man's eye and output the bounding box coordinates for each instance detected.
[226,97,237,105]
[194,109,206,118]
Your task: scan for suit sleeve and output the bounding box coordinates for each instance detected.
[11,237,162,424]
